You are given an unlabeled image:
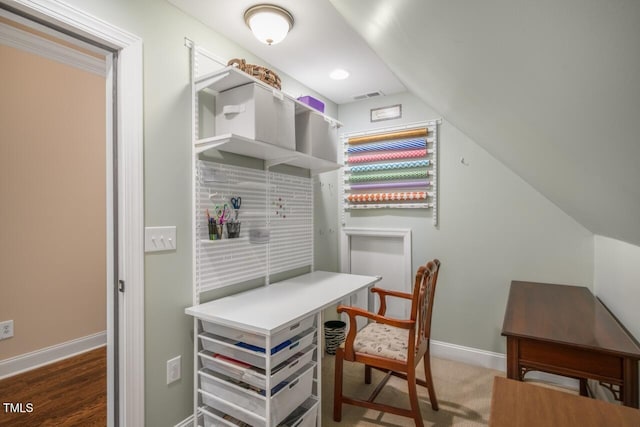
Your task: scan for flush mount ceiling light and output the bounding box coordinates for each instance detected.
[329,68,350,80]
[244,4,294,46]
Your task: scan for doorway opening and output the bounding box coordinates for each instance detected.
[0,1,144,425]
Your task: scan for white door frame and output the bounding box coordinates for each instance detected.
[3,1,145,426]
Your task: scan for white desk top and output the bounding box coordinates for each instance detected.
[185,271,380,335]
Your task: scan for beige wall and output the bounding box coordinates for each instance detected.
[0,44,106,359]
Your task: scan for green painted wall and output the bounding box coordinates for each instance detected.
[338,92,595,353]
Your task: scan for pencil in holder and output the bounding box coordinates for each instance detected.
[226,222,241,238]
[208,222,223,240]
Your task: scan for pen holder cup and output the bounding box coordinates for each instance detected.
[208,223,223,240]
[226,222,241,239]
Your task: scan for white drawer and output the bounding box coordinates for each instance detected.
[279,397,319,427]
[198,363,314,426]
[199,344,316,390]
[201,315,314,351]
[201,405,250,427]
[199,328,315,369]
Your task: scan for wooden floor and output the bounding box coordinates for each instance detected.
[0,346,106,426]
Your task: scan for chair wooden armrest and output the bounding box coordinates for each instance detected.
[337,304,414,360]
[333,260,442,424]
[371,287,413,316]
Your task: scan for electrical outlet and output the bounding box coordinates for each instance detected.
[166,355,181,384]
[0,320,14,340]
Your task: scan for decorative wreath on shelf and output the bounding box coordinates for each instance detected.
[227,58,282,90]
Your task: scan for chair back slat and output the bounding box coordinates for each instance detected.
[412,259,440,359]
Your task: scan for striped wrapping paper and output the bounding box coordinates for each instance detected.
[347,137,426,153]
[347,191,428,203]
[349,159,429,173]
[349,180,430,190]
[348,169,429,182]
[347,149,427,164]
[348,128,427,145]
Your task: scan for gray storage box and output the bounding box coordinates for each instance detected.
[295,110,339,162]
[215,83,295,150]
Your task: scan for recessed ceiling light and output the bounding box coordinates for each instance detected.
[329,68,350,80]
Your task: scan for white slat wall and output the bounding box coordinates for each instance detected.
[268,171,314,274]
[196,161,268,292]
[196,160,313,292]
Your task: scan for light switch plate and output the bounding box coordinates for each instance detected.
[145,226,177,253]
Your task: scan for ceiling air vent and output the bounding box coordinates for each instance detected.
[353,90,384,101]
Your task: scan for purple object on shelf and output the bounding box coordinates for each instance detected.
[297,95,325,113]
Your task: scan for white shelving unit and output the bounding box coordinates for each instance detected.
[195,134,340,175]
[187,44,346,427]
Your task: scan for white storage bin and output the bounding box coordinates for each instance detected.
[199,328,315,370]
[215,83,295,150]
[199,344,316,390]
[278,397,319,427]
[201,314,314,351]
[199,363,315,426]
[295,110,338,162]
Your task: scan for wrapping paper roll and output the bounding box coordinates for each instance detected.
[347,149,427,164]
[348,169,429,182]
[348,128,427,145]
[349,159,429,173]
[347,137,426,153]
[349,180,430,190]
[347,191,428,203]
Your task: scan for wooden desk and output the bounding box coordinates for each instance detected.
[501,281,640,408]
[490,376,640,427]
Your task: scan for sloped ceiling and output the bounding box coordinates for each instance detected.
[330,0,640,246]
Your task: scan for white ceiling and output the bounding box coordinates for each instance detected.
[169,0,640,247]
[167,0,406,105]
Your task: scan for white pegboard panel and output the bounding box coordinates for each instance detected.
[196,161,268,293]
[195,161,314,293]
[268,172,314,275]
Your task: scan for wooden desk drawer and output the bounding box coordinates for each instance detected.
[519,339,622,380]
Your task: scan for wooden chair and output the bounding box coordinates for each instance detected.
[333,259,441,427]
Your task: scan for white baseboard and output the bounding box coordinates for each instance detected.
[431,339,579,390]
[0,331,106,380]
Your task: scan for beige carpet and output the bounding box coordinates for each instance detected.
[321,355,501,426]
[321,355,578,426]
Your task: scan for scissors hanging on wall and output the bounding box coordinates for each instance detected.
[230,196,241,221]
[215,203,230,224]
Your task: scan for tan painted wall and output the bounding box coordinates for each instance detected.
[0,43,106,359]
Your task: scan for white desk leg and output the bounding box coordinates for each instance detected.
[316,311,322,427]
